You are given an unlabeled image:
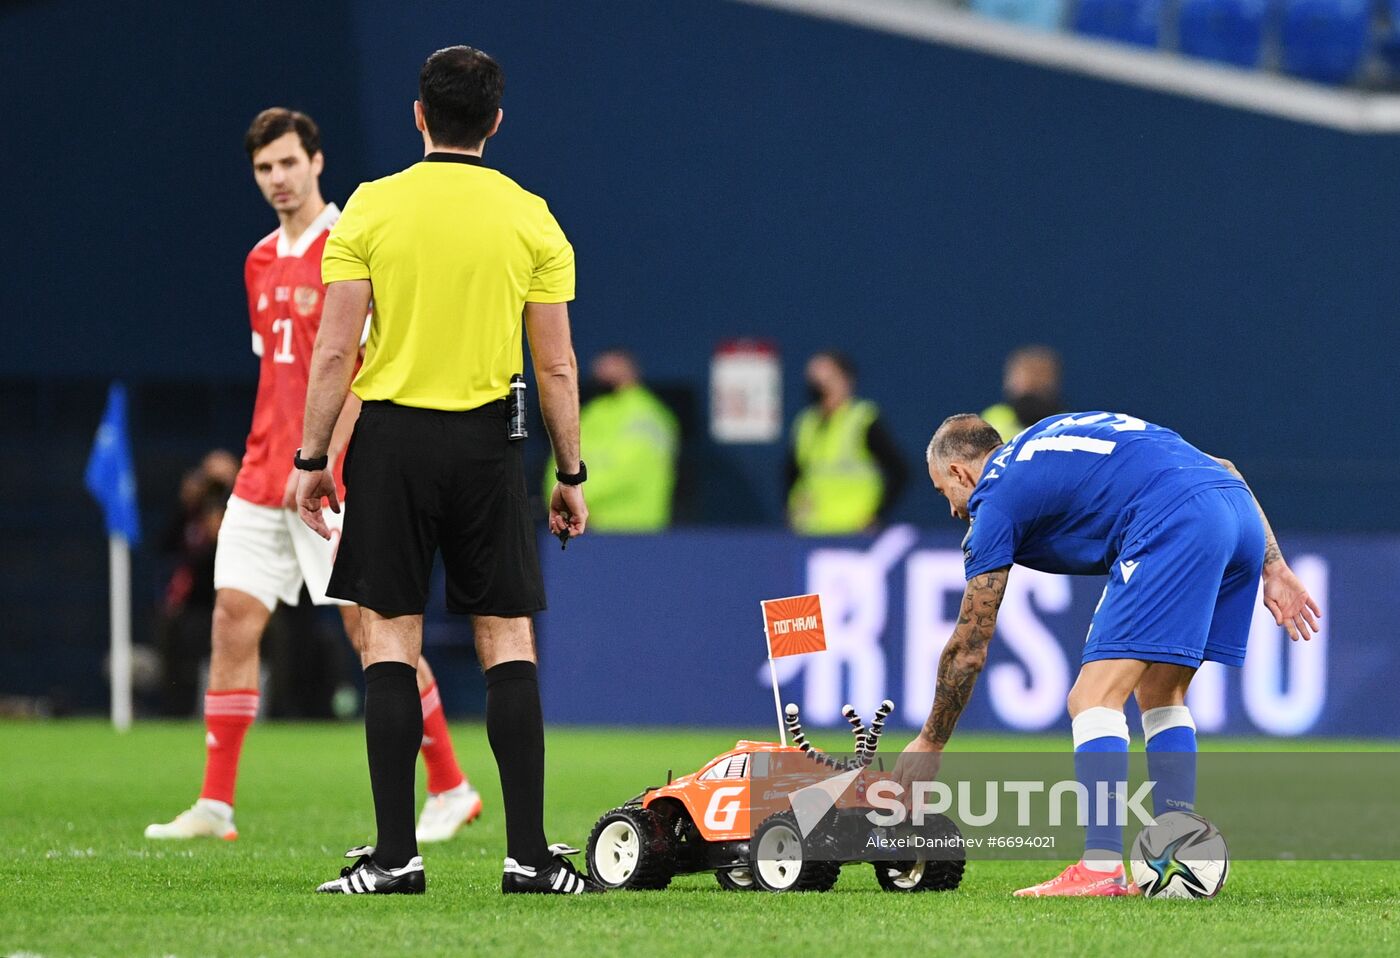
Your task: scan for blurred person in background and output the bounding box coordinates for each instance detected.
[156,451,237,716]
[785,350,908,535]
[145,108,479,846]
[981,344,1065,441]
[544,349,678,532]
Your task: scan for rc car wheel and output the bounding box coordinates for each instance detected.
[586,806,676,890]
[715,867,758,891]
[873,857,965,892]
[750,812,840,892]
[874,814,965,892]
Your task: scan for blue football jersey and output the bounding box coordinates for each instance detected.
[961,412,1248,579]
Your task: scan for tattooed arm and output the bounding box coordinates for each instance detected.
[1210,457,1283,567]
[923,567,1010,748]
[1211,455,1320,642]
[894,568,1009,789]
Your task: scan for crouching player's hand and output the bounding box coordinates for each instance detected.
[1262,560,1321,642]
[893,736,943,801]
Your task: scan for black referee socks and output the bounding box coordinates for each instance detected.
[363,661,423,870]
[485,660,551,870]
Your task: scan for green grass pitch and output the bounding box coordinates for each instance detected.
[4,721,1397,957]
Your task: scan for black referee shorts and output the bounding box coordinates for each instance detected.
[327,400,546,618]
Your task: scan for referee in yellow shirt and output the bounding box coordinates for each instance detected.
[295,46,595,895]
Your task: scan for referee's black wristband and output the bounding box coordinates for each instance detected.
[294,448,329,472]
[555,460,587,486]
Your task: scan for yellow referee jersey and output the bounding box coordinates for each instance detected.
[322,153,574,411]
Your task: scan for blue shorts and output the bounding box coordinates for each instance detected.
[1082,485,1265,669]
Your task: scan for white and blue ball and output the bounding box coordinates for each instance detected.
[1130,811,1229,899]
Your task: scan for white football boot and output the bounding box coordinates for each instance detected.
[144,798,238,841]
[415,783,483,843]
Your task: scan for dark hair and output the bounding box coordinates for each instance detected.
[927,414,1003,466]
[814,350,858,383]
[244,108,321,161]
[419,46,504,149]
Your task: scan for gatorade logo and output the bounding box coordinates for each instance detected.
[702,786,745,832]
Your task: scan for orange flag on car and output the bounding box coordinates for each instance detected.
[761,593,827,658]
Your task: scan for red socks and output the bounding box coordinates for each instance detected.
[196,685,463,805]
[419,682,466,794]
[199,689,258,806]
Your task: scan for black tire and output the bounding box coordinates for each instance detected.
[586,806,676,890]
[874,814,965,892]
[873,858,965,892]
[715,867,758,891]
[749,812,840,892]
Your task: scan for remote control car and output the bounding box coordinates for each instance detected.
[585,701,966,893]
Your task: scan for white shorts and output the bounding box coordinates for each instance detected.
[213,494,350,611]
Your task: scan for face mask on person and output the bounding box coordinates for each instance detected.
[806,380,826,404]
[1010,393,1060,428]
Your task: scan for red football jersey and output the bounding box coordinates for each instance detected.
[233,203,351,507]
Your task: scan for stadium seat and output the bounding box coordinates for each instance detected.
[1278,0,1372,83]
[1176,0,1270,68]
[1072,0,1165,48]
[971,0,1067,30]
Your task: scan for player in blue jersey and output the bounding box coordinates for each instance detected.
[896,411,1320,896]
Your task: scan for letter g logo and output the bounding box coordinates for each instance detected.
[703,785,746,831]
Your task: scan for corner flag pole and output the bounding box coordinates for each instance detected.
[85,381,140,732]
[762,622,787,747]
[109,532,132,732]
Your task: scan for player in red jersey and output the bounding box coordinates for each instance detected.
[147,109,480,843]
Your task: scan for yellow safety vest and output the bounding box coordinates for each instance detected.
[545,385,678,532]
[981,403,1023,443]
[788,399,883,535]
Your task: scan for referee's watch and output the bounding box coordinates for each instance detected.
[555,460,587,486]
[294,448,329,471]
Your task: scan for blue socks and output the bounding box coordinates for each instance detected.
[1142,705,1197,816]
[1069,704,1198,870]
[1072,706,1129,870]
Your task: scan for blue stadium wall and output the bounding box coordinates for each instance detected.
[534,529,1386,737]
[3,0,1397,712]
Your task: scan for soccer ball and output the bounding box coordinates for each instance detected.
[1130,811,1229,899]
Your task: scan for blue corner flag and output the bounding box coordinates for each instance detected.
[85,382,141,545]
